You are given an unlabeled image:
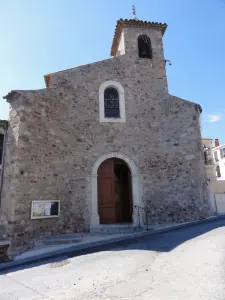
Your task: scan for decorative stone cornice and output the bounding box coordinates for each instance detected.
[111,19,168,56]
[3,91,21,103]
[195,104,202,114]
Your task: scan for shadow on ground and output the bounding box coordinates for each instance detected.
[1,218,225,275]
[114,219,225,252]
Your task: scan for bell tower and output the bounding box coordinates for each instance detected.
[111,7,167,59]
[110,8,168,91]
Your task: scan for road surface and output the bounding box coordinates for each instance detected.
[1,219,225,299]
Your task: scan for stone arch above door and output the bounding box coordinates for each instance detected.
[92,152,137,176]
[90,152,142,230]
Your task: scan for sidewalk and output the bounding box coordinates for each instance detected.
[1,215,224,272]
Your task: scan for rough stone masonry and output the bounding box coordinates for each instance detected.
[0,18,211,256]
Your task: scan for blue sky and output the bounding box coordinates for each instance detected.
[1,0,225,143]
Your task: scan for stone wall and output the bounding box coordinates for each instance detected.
[0,209,8,240]
[0,120,8,241]
[1,25,211,254]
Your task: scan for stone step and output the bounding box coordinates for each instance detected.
[0,240,11,262]
[90,225,144,234]
[36,226,145,247]
[41,233,84,240]
[37,237,82,246]
[36,232,84,246]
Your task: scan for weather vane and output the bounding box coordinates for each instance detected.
[132,5,138,20]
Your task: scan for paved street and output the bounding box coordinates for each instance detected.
[1,220,225,300]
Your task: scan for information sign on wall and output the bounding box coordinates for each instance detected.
[31,200,60,219]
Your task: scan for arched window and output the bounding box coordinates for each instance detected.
[99,81,126,123]
[104,88,120,118]
[138,35,152,59]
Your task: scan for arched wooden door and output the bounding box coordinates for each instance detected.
[98,158,132,224]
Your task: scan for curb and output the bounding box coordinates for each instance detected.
[0,215,224,272]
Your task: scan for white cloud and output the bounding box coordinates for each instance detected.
[204,114,221,123]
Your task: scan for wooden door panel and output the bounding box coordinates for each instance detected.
[99,207,115,224]
[128,170,133,220]
[99,178,114,205]
[98,159,115,224]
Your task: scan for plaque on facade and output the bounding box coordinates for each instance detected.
[31,200,60,219]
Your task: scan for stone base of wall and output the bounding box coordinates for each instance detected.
[5,214,87,257]
[144,202,212,226]
[0,209,8,240]
[7,206,212,258]
[0,242,11,262]
[8,224,86,257]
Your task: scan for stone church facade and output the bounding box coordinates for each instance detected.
[1,18,211,255]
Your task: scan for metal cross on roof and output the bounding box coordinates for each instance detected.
[132,5,138,20]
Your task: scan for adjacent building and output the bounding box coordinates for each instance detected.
[202,137,217,180]
[202,138,225,215]
[211,139,225,179]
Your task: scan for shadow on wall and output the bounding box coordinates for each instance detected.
[0,209,8,240]
[0,117,19,241]
[1,218,225,275]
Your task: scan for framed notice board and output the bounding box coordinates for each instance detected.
[31,200,60,219]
